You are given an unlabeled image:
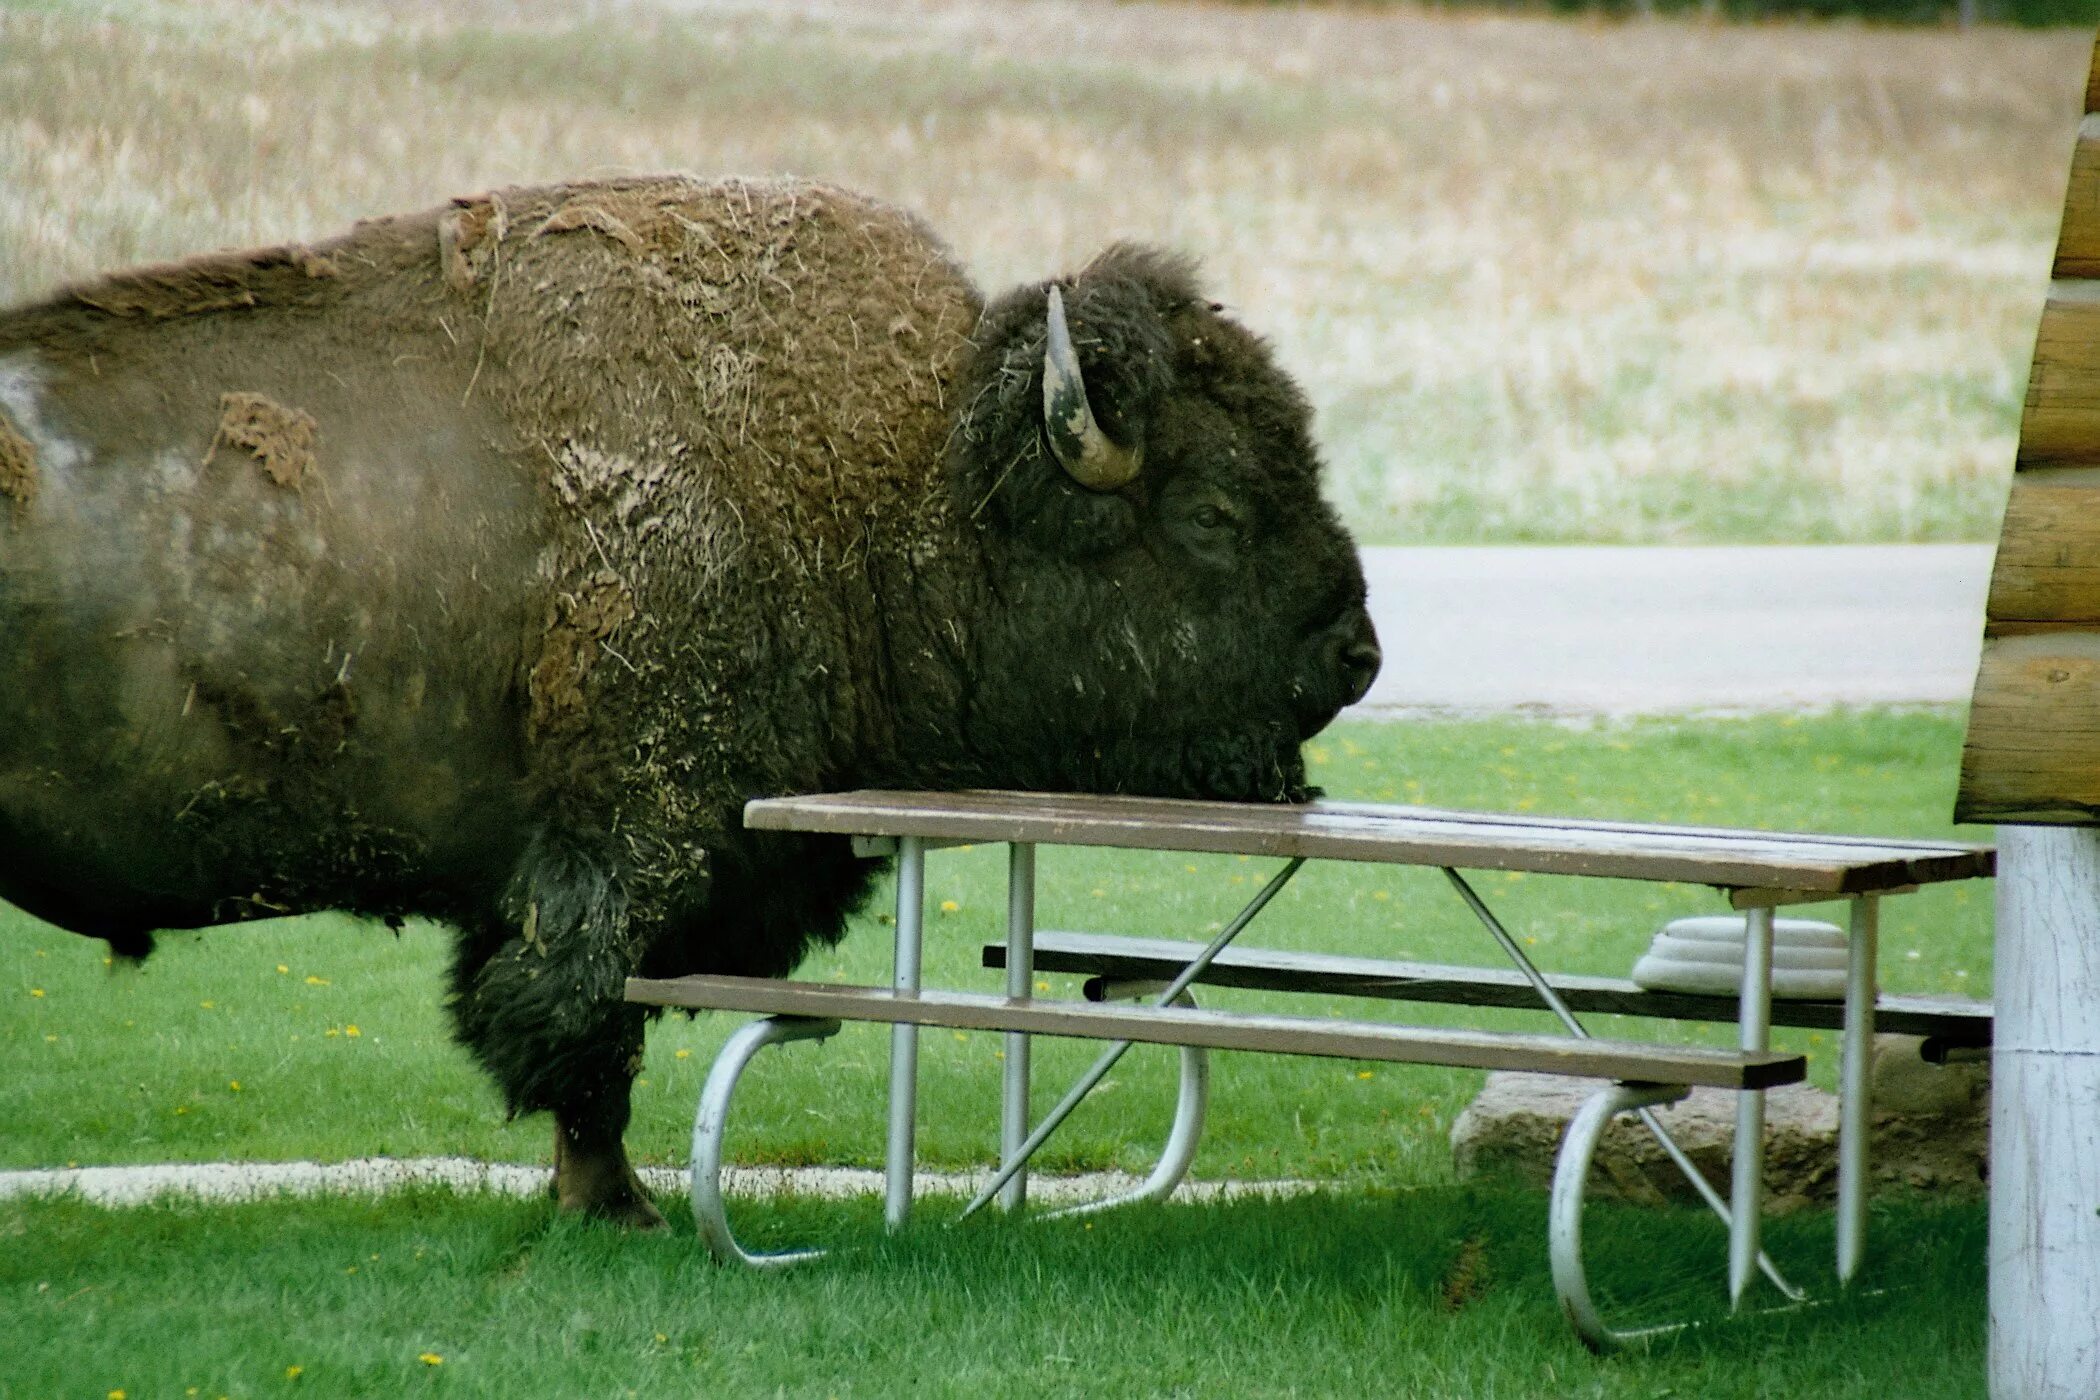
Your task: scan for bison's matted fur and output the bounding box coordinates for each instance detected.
[0,176,1379,1223]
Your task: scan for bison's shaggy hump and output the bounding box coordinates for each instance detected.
[454,176,983,922]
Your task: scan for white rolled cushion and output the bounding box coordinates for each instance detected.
[1630,916,1850,1000]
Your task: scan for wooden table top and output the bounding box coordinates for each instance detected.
[745,790,1994,897]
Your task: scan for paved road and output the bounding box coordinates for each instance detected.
[1345,544,1994,717]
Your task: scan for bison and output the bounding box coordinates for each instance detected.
[0,175,1380,1225]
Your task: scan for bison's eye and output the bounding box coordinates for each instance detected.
[1191,504,1231,531]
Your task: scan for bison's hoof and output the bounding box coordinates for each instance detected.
[581,1192,668,1231]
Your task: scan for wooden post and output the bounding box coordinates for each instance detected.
[1954,30,2100,1394]
[1990,826,2100,1397]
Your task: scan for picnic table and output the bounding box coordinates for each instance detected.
[627,791,1992,1349]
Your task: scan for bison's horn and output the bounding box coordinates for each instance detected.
[1042,285,1142,491]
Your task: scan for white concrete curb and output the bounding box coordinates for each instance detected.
[0,1157,1319,1209]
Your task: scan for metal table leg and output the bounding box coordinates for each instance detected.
[1729,905,1775,1310]
[1837,893,1878,1283]
[887,835,926,1232]
[1550,1080,1693,1351]
[690,1014,842,1268]
[1000,842,1036,1213]
[1040,988,1210,1221]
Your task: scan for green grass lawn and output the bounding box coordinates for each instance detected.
[1,710,1993,1396]
[5,1187,1984,1400]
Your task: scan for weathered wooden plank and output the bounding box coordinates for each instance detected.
[1959,632,2100,823]
[1987,467,2100,626]
[2055,117,2100,279]
[624,973,1808,1090]
[746,791,1991,894]
[983,931,1992,1046]
[2018,283,2100,464]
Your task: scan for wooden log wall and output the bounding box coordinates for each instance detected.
[1957,33,2100,825]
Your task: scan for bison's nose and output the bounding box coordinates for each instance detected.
[1341,638,1382,705]
[1326,608,1382,706]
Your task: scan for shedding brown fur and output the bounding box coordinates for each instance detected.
[205,391,318,489]
[528,572,638,737]
[438,197,507,293]
[0,408,34,509]
[69,244,339,320]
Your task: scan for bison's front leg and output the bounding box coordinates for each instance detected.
[447,839,665,1228]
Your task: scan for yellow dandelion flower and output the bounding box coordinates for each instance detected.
[304,975,328,986]
[286,1364,304,1379]
[674,1048,691,1060]
[200,1000,215,1010]
[30,988,45,998]
[229,1081,242,1092]
[277,964,289,974]
[174,1105,189,1115]
[939,900,960,914]
[1356,1070,1374,1081]
[109,1390,126,1399]
[344,1024,361,1037]
[43,1034,57,1043]
[418,1353,444,1366]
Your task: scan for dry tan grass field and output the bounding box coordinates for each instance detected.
[0,0,2087,542]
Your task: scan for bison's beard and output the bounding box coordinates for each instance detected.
[1051,722,1316,805]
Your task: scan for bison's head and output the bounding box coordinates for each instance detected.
[945,246,1380,803]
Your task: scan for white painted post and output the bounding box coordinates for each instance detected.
[1991,825,2100,1398]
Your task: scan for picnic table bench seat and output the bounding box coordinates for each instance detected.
[982,930,1993,1059]
[625,971,1808,1091]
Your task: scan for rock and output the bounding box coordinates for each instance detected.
[1450,1035,1987,1208]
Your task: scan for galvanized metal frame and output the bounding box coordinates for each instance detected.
[1549,1080,1693,1351]
[1035,988,1209,1223]
[682,831,1889,1337]
[1441,869,1804,1305]
[954,856,1305,1221]
[688,1013,841,1268]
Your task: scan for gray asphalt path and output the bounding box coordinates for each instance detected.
[1344,544,1994,717]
